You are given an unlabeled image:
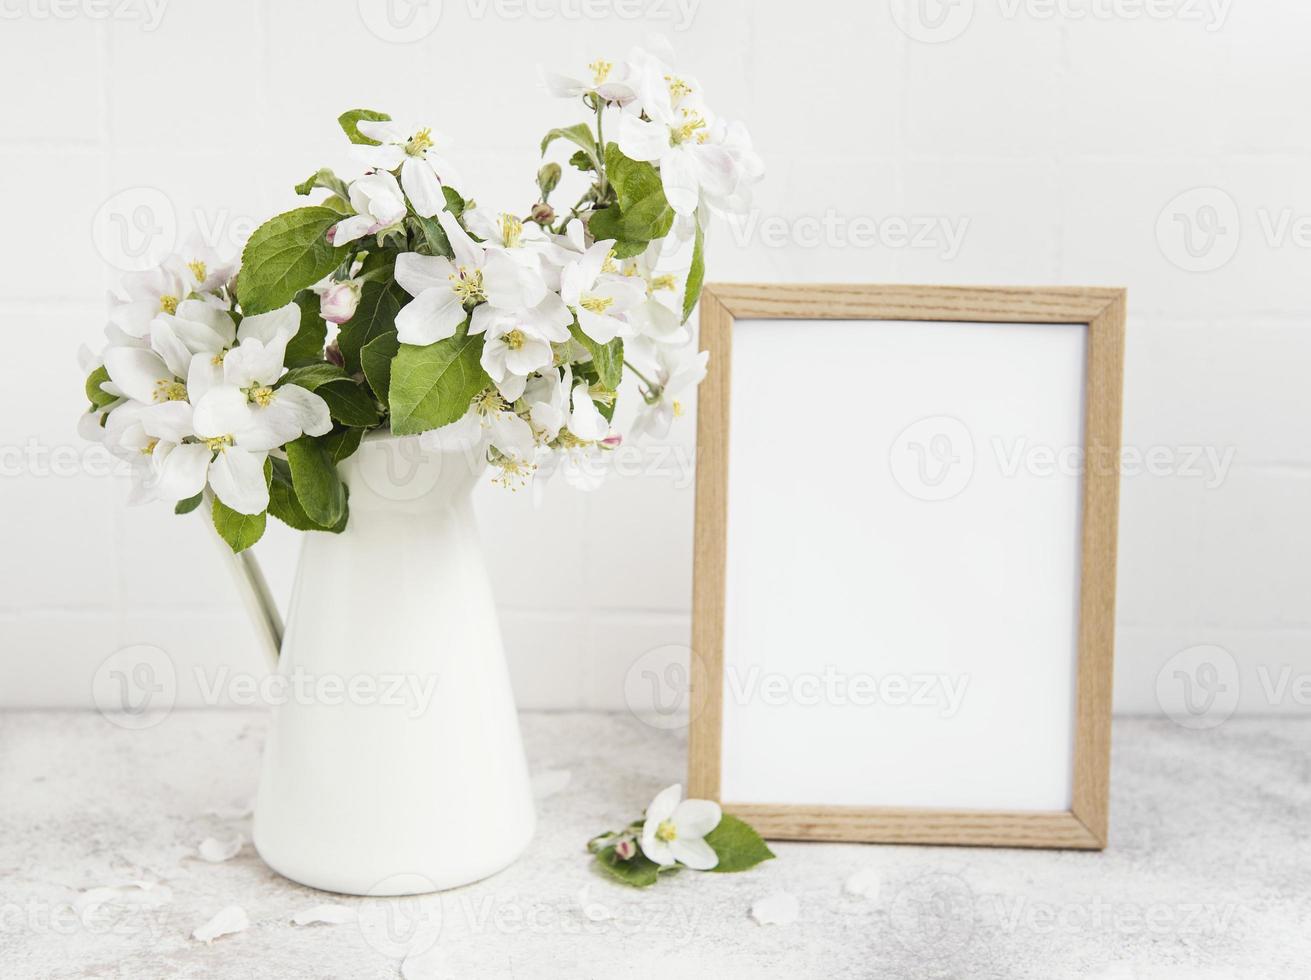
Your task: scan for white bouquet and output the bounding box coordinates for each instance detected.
[79,41,761,552]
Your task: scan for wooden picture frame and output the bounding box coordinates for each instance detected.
[687,284,1125,850]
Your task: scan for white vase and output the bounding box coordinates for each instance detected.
[250,432,535,896]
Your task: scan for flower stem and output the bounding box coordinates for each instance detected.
[622,358,662,403]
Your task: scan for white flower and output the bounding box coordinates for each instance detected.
[421,390,537,489]
[108,261,191,338]
[639,784,721,870]
[629,343,708,441]
[523,366,571,442]
[620,243,688,345]
[617,56,748,217]
[317,278,363,324]
[353,120,458,219]
[174,236,237,293]
[394,211,548,346]
[541,57,639,105]
[330,172,407,246]
[568,382,609,442]
[560,240,645,344]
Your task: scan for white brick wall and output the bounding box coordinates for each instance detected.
[1,0,1307,716]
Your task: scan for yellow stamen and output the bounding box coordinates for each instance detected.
[665,75,693,101]
[650,274,677,292]
[153,380,187,403]
[159,294,179,315]
[449,267,486,304]
[504,329,526,351]
[601,249,619,275]
[406,127,434,156]
[499,213,523,249]
[473,388,508,417]
[671,109,707,146]
[590,60,613,86]
[205,434,234,452]
[187,259,207,283]
[672,399,685,418]
[249,386,275,408]
[655,820,678,842]
[580,295,614,315]
[139,438,158,456]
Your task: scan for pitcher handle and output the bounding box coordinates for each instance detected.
[199,491,283,669]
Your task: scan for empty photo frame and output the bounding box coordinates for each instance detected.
[687,285,1125,849]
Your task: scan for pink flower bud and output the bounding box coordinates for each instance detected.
[600,435,623,449]
[319,279,363,324]
[614,838,637,860]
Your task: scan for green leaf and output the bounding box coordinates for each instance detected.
[442,185,467,218]
[594,845,661,888]
[361,329,400,403]
[280,362,349,391]
[338,279,405,374]
[405,215,453,258]
[287,291,329,367]
[323,426,364,465]
[568,149,595,173]
[236,207,347,315]
[174,493,203,515]
[568,322,623,391]
[541,123,600,171]
[338,108,391,145]
[284,437,347,528]
[586,207,648,260]
[211,497,266,553]
[268,457,348,532]
[703,814,775,873]
[318,380,381,427]
[295,167,350,200]
[388,332,490,436]
[85,365,116,410]
[682,218,705,323]
[605,143,675,242]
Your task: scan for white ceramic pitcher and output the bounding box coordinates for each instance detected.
[230,432,535,896]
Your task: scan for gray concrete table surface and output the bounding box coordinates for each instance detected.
[0,711,1307,979]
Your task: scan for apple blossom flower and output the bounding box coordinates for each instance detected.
[330,172,407,246]
[522,366,571,442]
[560,241,645,344]
[541,57,639,104]
[620,243,689,345]
[353,120,458,219]
[317,278,363,324]
[395,211,548,346]
[629,343,708,441]
[639,783,721,870]
[109,261,192,338]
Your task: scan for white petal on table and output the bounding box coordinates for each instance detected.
[74,882,172,913]
[198,835,244,863]
[192,905,250,943]
[291,904,356,926]
[530,769,572,800]
[750,891,800,926]
[844,868,881,899]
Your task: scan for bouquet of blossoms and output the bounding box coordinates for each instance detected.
[80,42,762,552]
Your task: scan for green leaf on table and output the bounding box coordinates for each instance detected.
[85,365,116,410]
[294,167,350,200]
[268,456,348,532]
[236,207,347,314]
[704,814,775,873]
[361,329,401,404]
[337,279,405,374]
[568,322,623,391]
[541,123,600,171]
[594,845,663,888]
[174,493,203,515]
[284,436,347,528]
[287,291,329,367]
[211,497,266,553]
[338,108,391,145]
[388,332,490,436]
[682,218,705,323]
